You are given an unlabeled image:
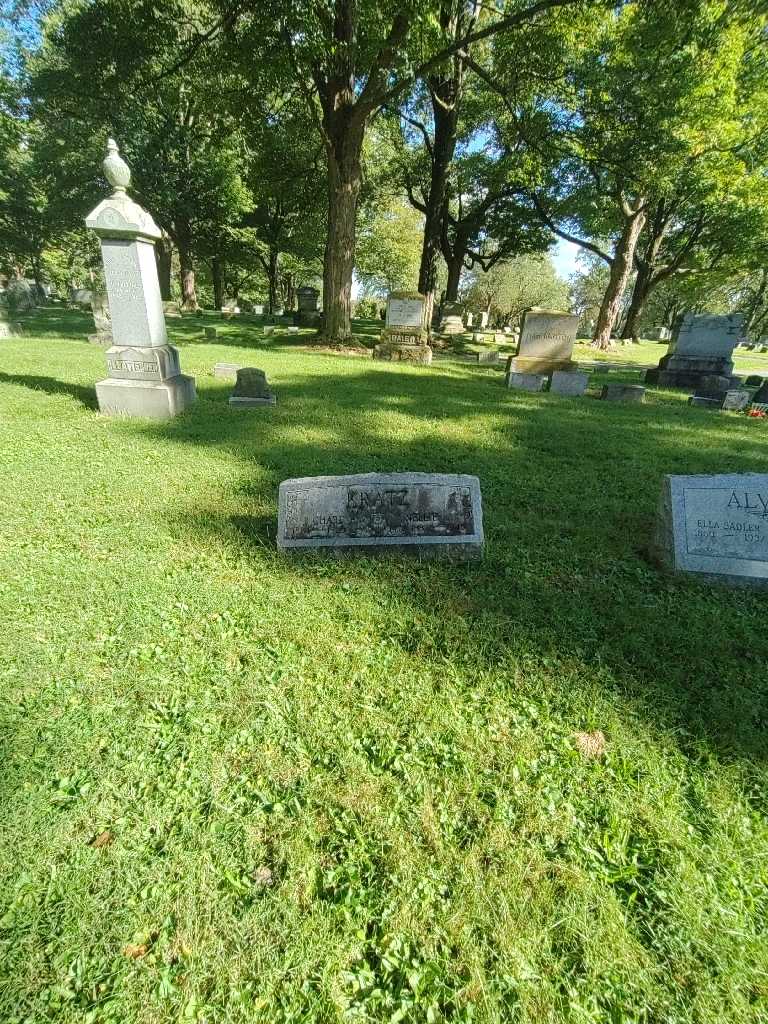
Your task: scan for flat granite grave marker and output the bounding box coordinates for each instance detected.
[229,367,276,407]
[651,473,768,588]
[721,390,750,412]
[277,472,483,559]
[85,140,195,419]
[506,371,548,393]
[601,383,645,403]
[507,307,579,375]
[550,370,589,397]
[213,362,242,378]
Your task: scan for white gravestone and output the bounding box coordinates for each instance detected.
[652,474,768,588]
[278,472,483,560]
[375,291,431,364]
[85,140,195,419]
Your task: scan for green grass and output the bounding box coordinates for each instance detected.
[1,308,767,1024]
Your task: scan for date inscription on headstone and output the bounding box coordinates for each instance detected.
[278,472,483,558]
[653,473,768,587]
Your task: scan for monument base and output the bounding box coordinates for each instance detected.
[0,322,23,338]
[96,374,196,419]
[507,356,576,374]
[438,316,465,335]
[374,341,433,365]
[645,354,738,390]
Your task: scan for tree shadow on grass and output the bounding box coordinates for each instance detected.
[0,372,99,409]
[133,361,768,762]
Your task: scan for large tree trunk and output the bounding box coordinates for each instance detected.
[621,262,652,342]
[267,250,279,313]
[418,60,463,329]
[155,236,172,301]
[212,257,224,310]
[175,220,198,311]
[593,203,646,350]
[321,117,365,344]
[445,253,463,302]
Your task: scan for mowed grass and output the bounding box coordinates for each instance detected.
[1,309,767,1024]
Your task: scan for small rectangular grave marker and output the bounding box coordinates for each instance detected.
[506,371,548,392]
[601,383,645,402]
[652,473,768,588]
[550,370,589,397]
[213,362,242,378]
[721,390,750,412]
[277,472,483,559]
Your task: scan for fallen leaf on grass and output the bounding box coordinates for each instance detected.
[90,831,113,848]
[574,730,607,759]
[123,944,148,959]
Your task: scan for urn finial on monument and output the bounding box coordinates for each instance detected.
[85,137,196,419]
[103,138,131,194]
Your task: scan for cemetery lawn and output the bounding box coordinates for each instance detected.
[2,309,768,1024]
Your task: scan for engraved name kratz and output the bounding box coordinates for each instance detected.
[277,473,484,557]
[285,485,473,540]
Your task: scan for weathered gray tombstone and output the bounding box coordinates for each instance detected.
[6,279,36,312]
[88,284,112,345]
[438,301,465,335]
[645,313,742,389]
[278,472,483,559]
[163,301,182,318]
[478,311,489,329]
[205,326,218,340]
[0,296,23,339]
[476,350,501,364]
[646,326,671,341]
[507,371,548,393]
[213,362,242,378]
[374,291,431,364]
[688,396,722,410]
[69,287,93,309]
[507,307,579,375]
[601,383,645,402]
[296,286,320,326]
[465,312,474,328]
[721,390,751,412]
[550,370,589,397]
[229,367,276,407]
[253,304,265,315]
[744,375,764,388]
[85,140,196,419]
[651,473,768,588]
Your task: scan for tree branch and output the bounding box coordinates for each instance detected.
[531,194,613,264]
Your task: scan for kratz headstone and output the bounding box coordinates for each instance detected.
[278,472,483,559]
[652,473,768,588]
[86,140,195,419]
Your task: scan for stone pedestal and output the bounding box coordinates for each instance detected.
[85,140,195,420]
[438,302,465,335]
